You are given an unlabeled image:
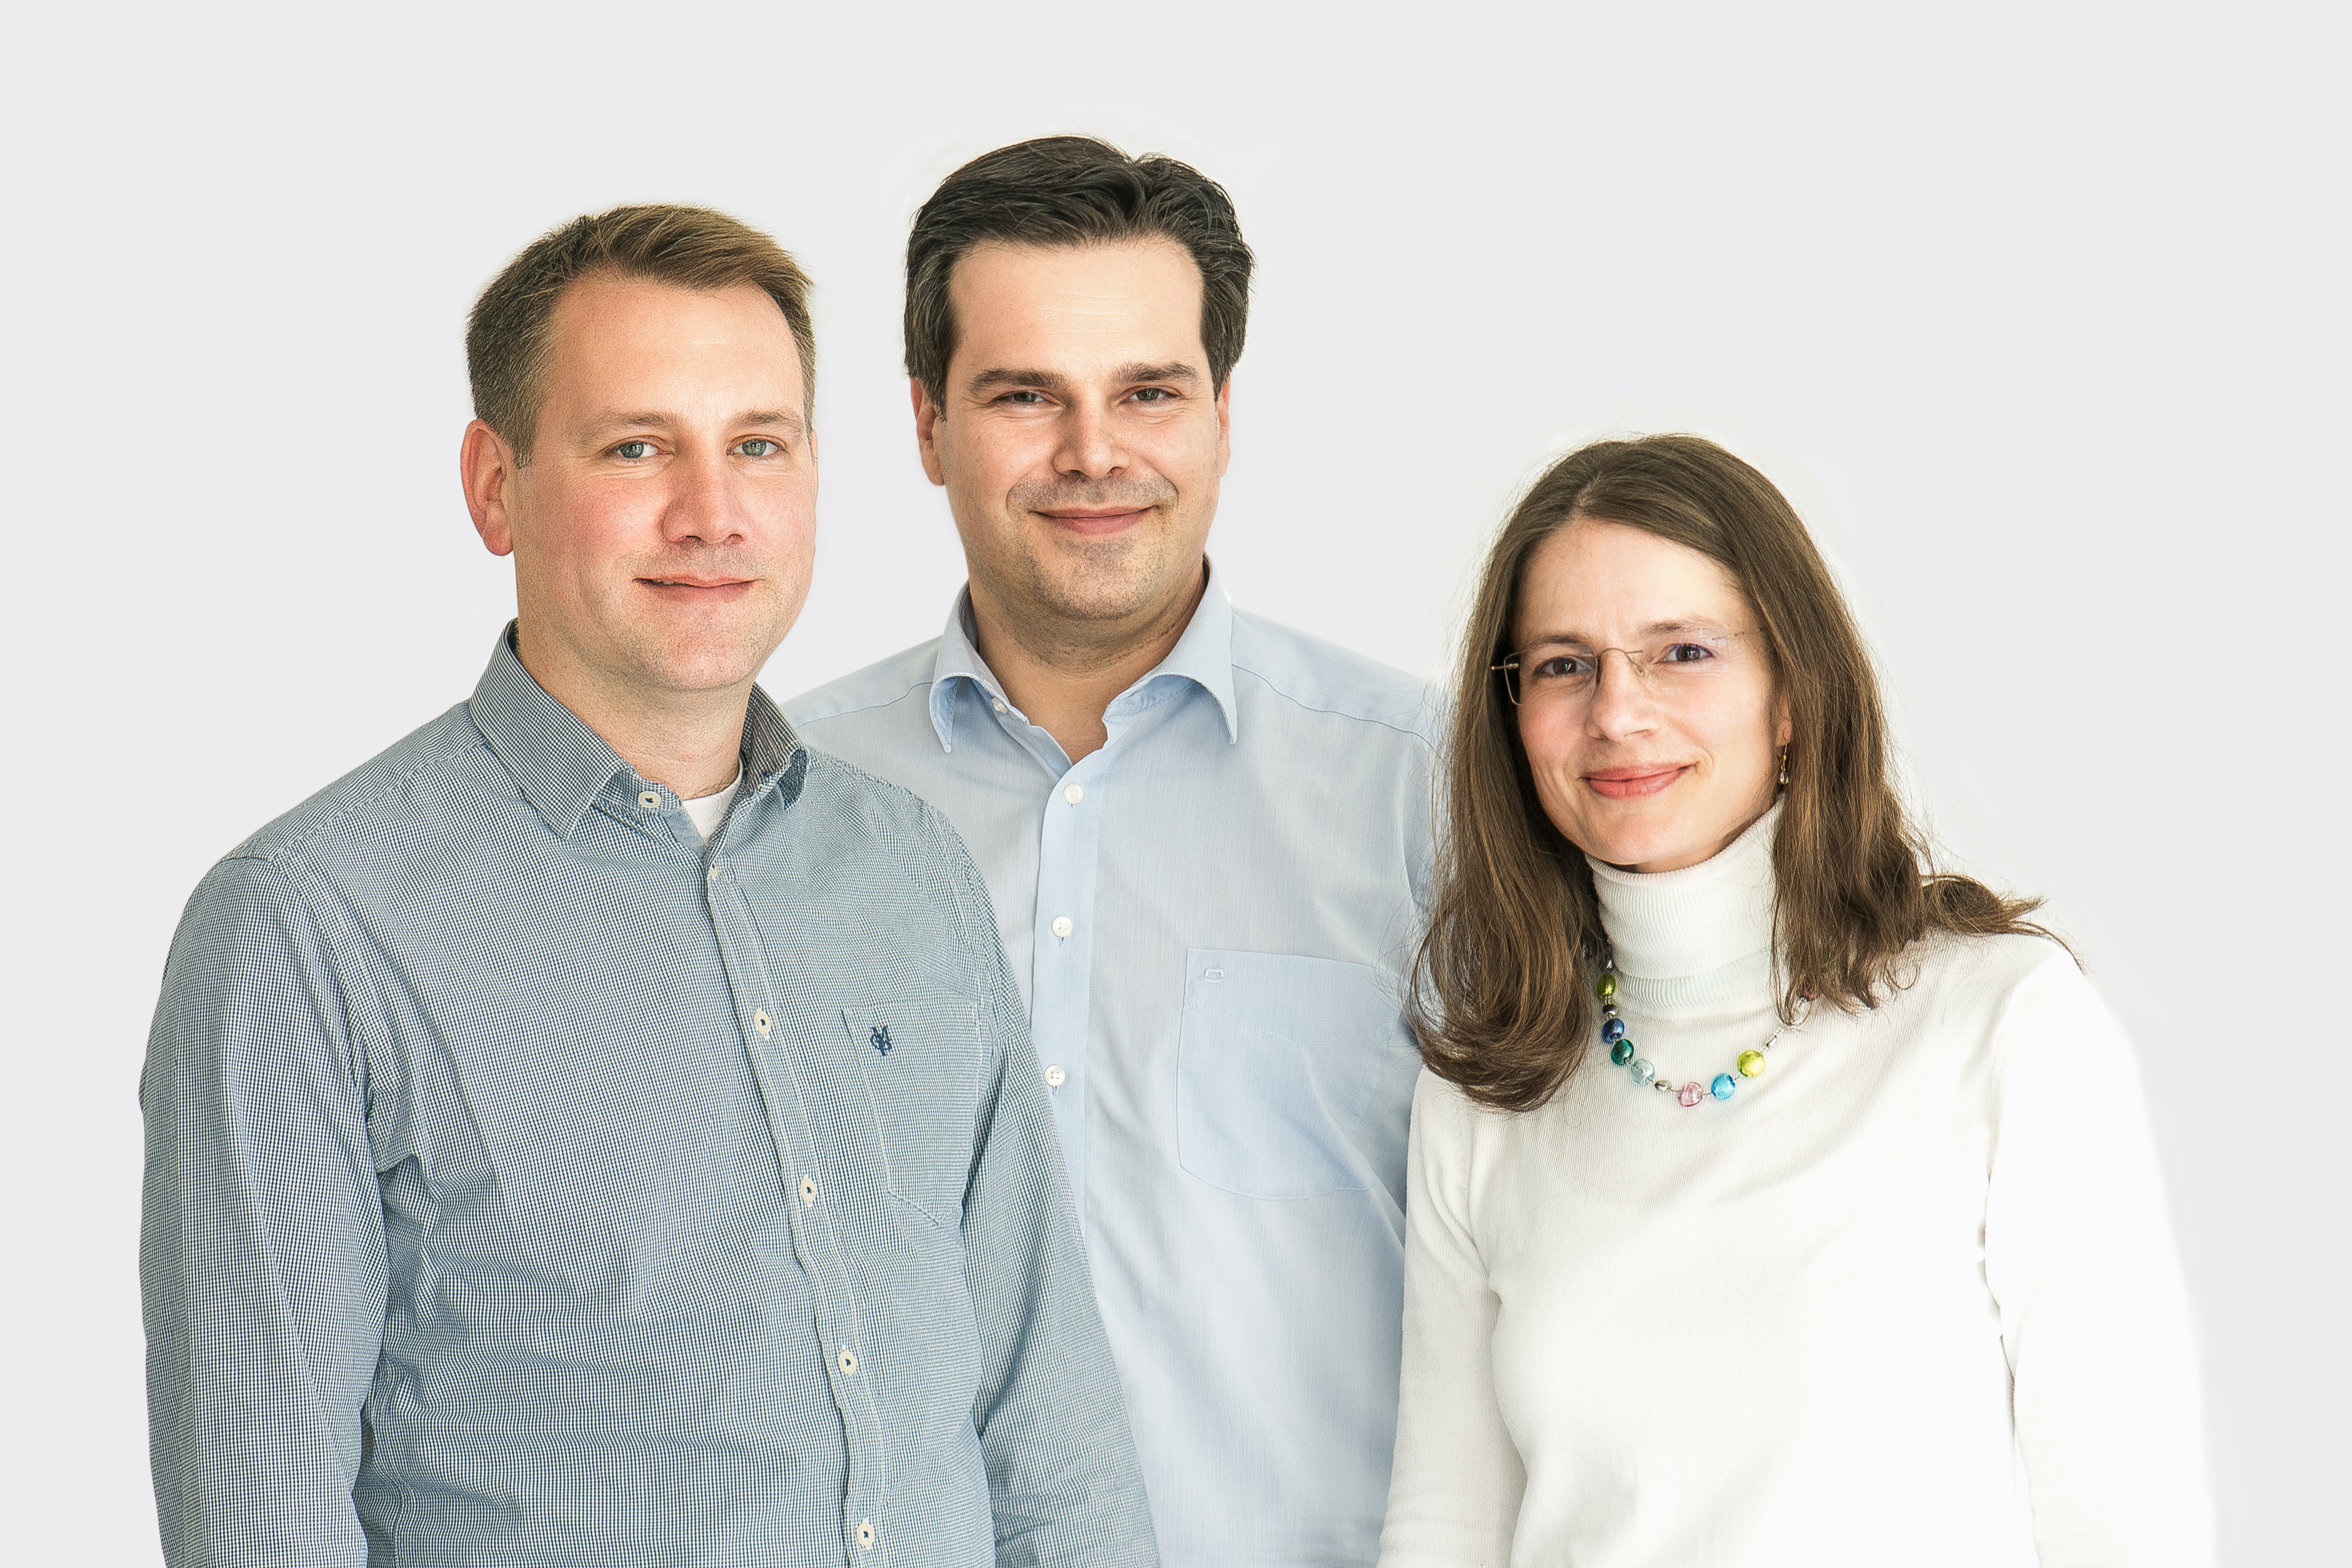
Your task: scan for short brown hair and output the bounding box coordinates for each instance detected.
[904,136,1253,400]
[467,204,816,461]
[1413,434,2057,1113]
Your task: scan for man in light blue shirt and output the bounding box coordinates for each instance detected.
[142,204,1153,1567]
[790,138,1437,1567]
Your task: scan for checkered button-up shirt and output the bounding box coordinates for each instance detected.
[142,628,1155,1568]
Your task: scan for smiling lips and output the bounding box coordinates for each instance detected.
[1584,764,1690,800]
[1039,507,1151,537]
[641,574,754,601]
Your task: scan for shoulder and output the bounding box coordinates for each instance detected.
[793,749,989,900]
[1891,930,2124,1081]
[1903,930,2087,1020]
[1229,607,1444,750]
[220,703,492,870]
[785,639,944,732]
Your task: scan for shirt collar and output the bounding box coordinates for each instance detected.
[925,566,1240,752]
[469,623,807,839]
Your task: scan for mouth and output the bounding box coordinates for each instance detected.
[1583,764,1690,800]
[1036,507,1152,538]
[639,574,755,602]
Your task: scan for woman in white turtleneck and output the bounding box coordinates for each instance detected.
[1379,436,2208,1567]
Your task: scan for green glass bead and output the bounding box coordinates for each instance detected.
[1610,1039,1635,1066]
[1737,1049,1766,1077]
[1596,972,1617,1000]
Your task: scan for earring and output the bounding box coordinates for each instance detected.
[1777,746,1789,786]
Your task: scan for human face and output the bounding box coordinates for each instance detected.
[463,276,816,707]
[914,238,1229,636]
[1510,520,1789,873]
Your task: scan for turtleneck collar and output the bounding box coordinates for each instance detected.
[1587,799,1781,1012]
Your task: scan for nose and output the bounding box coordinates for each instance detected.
[663,447,744,546]
[1583,648,1658,740]
[1052,400,1125,481]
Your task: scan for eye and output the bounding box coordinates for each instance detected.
[1131,387,1175,403]
[613,440,654,461]
[736,438,781,458]
[1660,642,1716,664]
[1528,653,1596,682]
[1000,389,1049,406]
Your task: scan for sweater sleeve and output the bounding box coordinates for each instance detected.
[1377,1070,1523,1567]
[1983,953,2212,1567]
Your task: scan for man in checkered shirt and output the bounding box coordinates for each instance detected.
[141,204,1156,1568]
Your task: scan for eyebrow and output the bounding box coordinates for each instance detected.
[1518,617,1740,647]
[963,361,1203,399]
[579,409,808,440]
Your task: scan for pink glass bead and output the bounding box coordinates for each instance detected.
[1676,1081,1705,1107]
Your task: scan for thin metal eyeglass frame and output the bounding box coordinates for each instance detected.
[1489,629,1761,707]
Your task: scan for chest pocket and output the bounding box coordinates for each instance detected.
[847,991,984,1229]
[1176,948,1418,1201]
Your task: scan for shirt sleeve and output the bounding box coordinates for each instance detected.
[1984,953,2213,1567]
[141,854,387,1568]
[1377,1070,1523,1567]
[937,833,1158,1568]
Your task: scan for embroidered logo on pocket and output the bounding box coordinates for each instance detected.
[869,1024,893,1056]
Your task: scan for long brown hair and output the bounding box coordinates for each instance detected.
[1412,434,2056,1113]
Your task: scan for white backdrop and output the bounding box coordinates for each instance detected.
[5,3,2341,1562]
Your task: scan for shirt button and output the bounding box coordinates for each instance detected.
[799,1175,818,1206]
[1044,1064,1066,1089]
[991,698,1006,713]
[837,1347,859,1376]
[706,866,719,882]
[1063,783,1084,804]
[856,1520,875,1550]
[637,790,661,810]
[753,1010,772,1036]
[1050,916,1074,939]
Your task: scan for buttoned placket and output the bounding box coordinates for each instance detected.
[696,790,892,1567]
[1027,735,1108,1227]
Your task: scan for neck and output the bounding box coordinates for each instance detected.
[512,625,749,799]
[968,562,1206,763]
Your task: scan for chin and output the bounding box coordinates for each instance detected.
[636,631,773,694]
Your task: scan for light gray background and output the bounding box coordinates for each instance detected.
[5,3,2340,1562]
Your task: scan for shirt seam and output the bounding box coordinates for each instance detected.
[798,673,939,727]
[243,733,500,866]
[1229,660,1439,749]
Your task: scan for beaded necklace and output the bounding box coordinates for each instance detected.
[1597,952,1812,1108]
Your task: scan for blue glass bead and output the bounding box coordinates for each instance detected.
[1602,1017,1626,1044]
[1629,1058,1657,1086]
[1610,1039,1634,1065]
[1710,1073,1737,1100]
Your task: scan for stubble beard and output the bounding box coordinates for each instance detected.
[995,476,1189,630]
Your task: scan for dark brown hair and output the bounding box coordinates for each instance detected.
[904,135,1253,400]
[467,204,816,462]
[1413,434,2057,1113]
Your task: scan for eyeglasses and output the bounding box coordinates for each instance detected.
[1491,629,1762,707]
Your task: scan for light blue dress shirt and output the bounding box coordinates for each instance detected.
[789,579,1438,1568]
[142,629,1155,1568]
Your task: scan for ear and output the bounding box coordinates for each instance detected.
[1774,688,1794,749]
[461,419,519,557]
[911,378,946,487]
[1214,374,1233,478]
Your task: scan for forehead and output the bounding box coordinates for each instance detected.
[541,274,804,415]
[946,238,1205,369]
[1514,519,1750,639]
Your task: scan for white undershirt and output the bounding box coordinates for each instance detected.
[1378,804,2210,1568]
[681,766,742,841]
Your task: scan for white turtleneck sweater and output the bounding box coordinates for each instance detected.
[1377,805,2210,1567]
